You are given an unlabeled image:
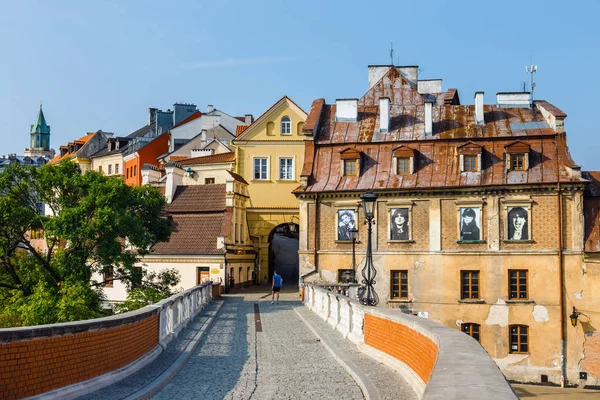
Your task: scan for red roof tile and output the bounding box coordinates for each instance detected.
[150,213,225,255]
[179,152,235,166]
[236,125,249,136]
[166,184,226,213]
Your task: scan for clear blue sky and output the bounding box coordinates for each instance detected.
[2,0,600,169]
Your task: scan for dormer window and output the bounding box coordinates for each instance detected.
[464,155,478,172]
[505,141,530,171]
[340,148,361,177]
[344,159,358,176]
[392,146,415,175]
[281,116,291,135]
[458,142,483,173]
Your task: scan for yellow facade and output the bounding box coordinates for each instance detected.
[233,96,307,282]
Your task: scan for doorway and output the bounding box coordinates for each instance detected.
[268,223,299,288]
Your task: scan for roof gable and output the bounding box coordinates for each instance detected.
[234,96,307,142]
[360,67,424,107]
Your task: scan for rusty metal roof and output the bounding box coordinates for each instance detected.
[299,66,577,193]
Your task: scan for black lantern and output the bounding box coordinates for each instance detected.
[358,191,379,306]
[361,191,378,219]
[570,306,580,327]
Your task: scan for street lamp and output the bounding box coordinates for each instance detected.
[349,227,358,283]
[359,190,379,306]
[570,306,580,327]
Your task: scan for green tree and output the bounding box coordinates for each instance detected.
[0,160,173,327]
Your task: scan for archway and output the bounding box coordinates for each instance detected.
[268,223,299,288]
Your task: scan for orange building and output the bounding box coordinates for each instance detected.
[123,131,170,186]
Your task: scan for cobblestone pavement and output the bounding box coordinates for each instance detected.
[152,292,365,400]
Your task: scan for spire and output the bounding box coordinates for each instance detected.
[30,103,50,135]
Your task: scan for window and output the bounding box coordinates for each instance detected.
[511,154,525,171]
[126,167,129,179]
[281,116,291,135]
[509,325,529,353]
[133,165,137,177]
[464,155,478,172]
[391,270,408,299]
[509,270,528,299]
[462,323,480,342]
[397,157,410,175]
[279,158,294,180]
[103,266,114,287]
[338,269,355,284]
[30,227,44,239]
[108,164,112,175]
[205,177,215,184]
[115,164,119,174]
[254,158,268,180]
[344,159,358,176]
[461,271,480,299]
[132,266,142,289]
[99,165,103,174]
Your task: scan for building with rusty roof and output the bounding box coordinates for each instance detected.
[294,64,600,386]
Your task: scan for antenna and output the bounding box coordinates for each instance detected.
[389,43,394,66]
[525,60,538,98]
[521,81,527,92]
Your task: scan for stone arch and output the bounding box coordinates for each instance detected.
[268,222,299,287]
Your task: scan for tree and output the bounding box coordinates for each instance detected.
[0,160,173,327]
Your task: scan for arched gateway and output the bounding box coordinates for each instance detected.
[268,223,299,288]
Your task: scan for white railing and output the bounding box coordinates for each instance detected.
[153,281,213,348]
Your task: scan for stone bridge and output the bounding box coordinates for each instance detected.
[0,284,516,399]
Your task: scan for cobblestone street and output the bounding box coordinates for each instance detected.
[151,288,415,400]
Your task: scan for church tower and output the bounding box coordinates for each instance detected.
[24,103,55,158]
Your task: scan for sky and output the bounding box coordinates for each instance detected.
[2,0,600,169]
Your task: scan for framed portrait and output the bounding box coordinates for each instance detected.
[337,209,357,241]
[459,207,481,241]
[507,206,529,241]
[389,208,410,240]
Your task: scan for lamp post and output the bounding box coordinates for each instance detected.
[359,190,379,306]
[349,227,358,283]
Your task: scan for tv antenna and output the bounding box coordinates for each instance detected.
[389,43,394,66]
[525,63,537,98]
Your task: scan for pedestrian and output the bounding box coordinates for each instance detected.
[271,270,283,304]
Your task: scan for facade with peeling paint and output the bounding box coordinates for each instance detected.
[295,64,600,386]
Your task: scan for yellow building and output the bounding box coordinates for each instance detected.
[232,96,307,285]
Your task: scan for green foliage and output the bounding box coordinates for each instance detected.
[115,268,181,313]
[0,160,172,327]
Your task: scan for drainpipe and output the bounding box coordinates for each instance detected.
[558,182,566,387]
[300,193,319,288]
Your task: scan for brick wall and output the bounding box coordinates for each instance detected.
[0,314,159,399]
[363,314,438,384]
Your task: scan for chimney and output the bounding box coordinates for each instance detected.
[165,162,184,203]
[148,108,158,125]
[475,92,484,125]
[201,129,207,147]
[245,114,253,125]
[496,92,531,108]
[336,99,358,122]
[379,97,390,133]
[173,103,197,126]
[141,164,161,185]
[207,104,214,113]
[424,101,433,136]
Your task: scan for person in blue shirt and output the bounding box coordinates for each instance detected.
[271,270,283,304]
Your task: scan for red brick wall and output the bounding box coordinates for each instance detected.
[363,314,438,384]
[0,314,159,399]
[582,332,600,380]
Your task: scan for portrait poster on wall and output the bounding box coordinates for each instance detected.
[337,209,357,241]
[389,208,409,240]
[459,207,481,241]
[507,206,529,240]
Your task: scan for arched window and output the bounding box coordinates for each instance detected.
[462,323,480,342]
[281,116,291,135]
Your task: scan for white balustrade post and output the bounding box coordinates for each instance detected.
[337,298,352,337]
[327,292,339,328]
[348,302,365,344]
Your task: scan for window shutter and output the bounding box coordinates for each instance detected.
[392,157,397,175]
[506,153,511,171]
[460,154,464,172]
[524,153,529,170]
[409,156,414,174]
[477,154,482,172]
